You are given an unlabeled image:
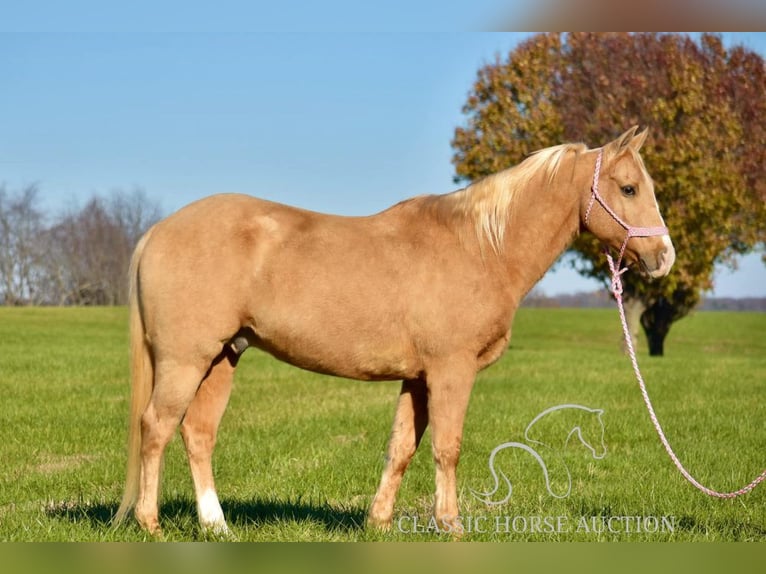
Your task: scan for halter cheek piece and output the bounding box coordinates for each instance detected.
[584,149,669,290]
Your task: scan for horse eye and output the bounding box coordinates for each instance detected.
[621,185,636,197]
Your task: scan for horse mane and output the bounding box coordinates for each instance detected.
[443,142,588,252]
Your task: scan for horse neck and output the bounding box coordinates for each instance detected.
[496,151,589,298]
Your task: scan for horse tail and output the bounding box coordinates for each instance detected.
[114,225,156,525]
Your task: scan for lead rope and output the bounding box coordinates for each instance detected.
[607,233,766,499]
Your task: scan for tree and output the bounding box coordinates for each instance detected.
[452,32,766,355]
[46,189,161,306]
[0,186,160,306]
[0,185,48,305]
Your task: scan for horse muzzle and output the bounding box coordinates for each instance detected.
[638,235,675,278]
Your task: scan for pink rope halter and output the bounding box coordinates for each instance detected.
[585,149,669,279]
[588,148,766,499]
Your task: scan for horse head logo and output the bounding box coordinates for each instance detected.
[471,404,606,506]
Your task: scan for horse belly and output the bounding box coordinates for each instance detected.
[249,318,419,381]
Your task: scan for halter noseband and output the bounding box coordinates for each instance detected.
[584,148,668,287]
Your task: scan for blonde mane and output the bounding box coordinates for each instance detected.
[447,143,587,252]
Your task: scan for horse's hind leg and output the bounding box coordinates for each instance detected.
[180,349,236,535]
[368,378,428,529]
[135,360,208,534]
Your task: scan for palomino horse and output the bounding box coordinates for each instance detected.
[114,126,674,535]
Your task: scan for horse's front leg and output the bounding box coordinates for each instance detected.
[426,358,476,534]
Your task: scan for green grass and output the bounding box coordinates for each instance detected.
[0,306,763,541]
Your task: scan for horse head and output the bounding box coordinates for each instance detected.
[582,127,675,278]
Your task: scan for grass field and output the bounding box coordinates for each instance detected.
[0,305,763,542]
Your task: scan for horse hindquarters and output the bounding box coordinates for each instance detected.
[115,222,238,535]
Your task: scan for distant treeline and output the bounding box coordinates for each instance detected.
[0,185,160,306]
[697,297,766,312]
[523,289,766,312]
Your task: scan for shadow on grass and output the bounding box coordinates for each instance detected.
[222,497,365,532]
[45,496,366,534]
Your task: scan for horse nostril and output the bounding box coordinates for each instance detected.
[662,240,676,272]
[653,239,676,277]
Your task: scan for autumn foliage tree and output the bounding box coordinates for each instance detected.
[452,33,766,355]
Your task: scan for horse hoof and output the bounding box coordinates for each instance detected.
[135,515,163,538]
[434,516,464,538]
[365,514,393,531]
[200,521,235,540]
[144,524,164,539]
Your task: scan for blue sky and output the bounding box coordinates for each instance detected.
[1,30,764,297]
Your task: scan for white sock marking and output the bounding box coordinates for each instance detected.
[198,488,229,534]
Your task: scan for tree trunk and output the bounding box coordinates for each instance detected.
[639,297,676,357]
[644,326,669,356]
[622,296,646,354]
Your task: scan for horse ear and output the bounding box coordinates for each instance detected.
[605,126,639,154]
[628,127,649,152]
